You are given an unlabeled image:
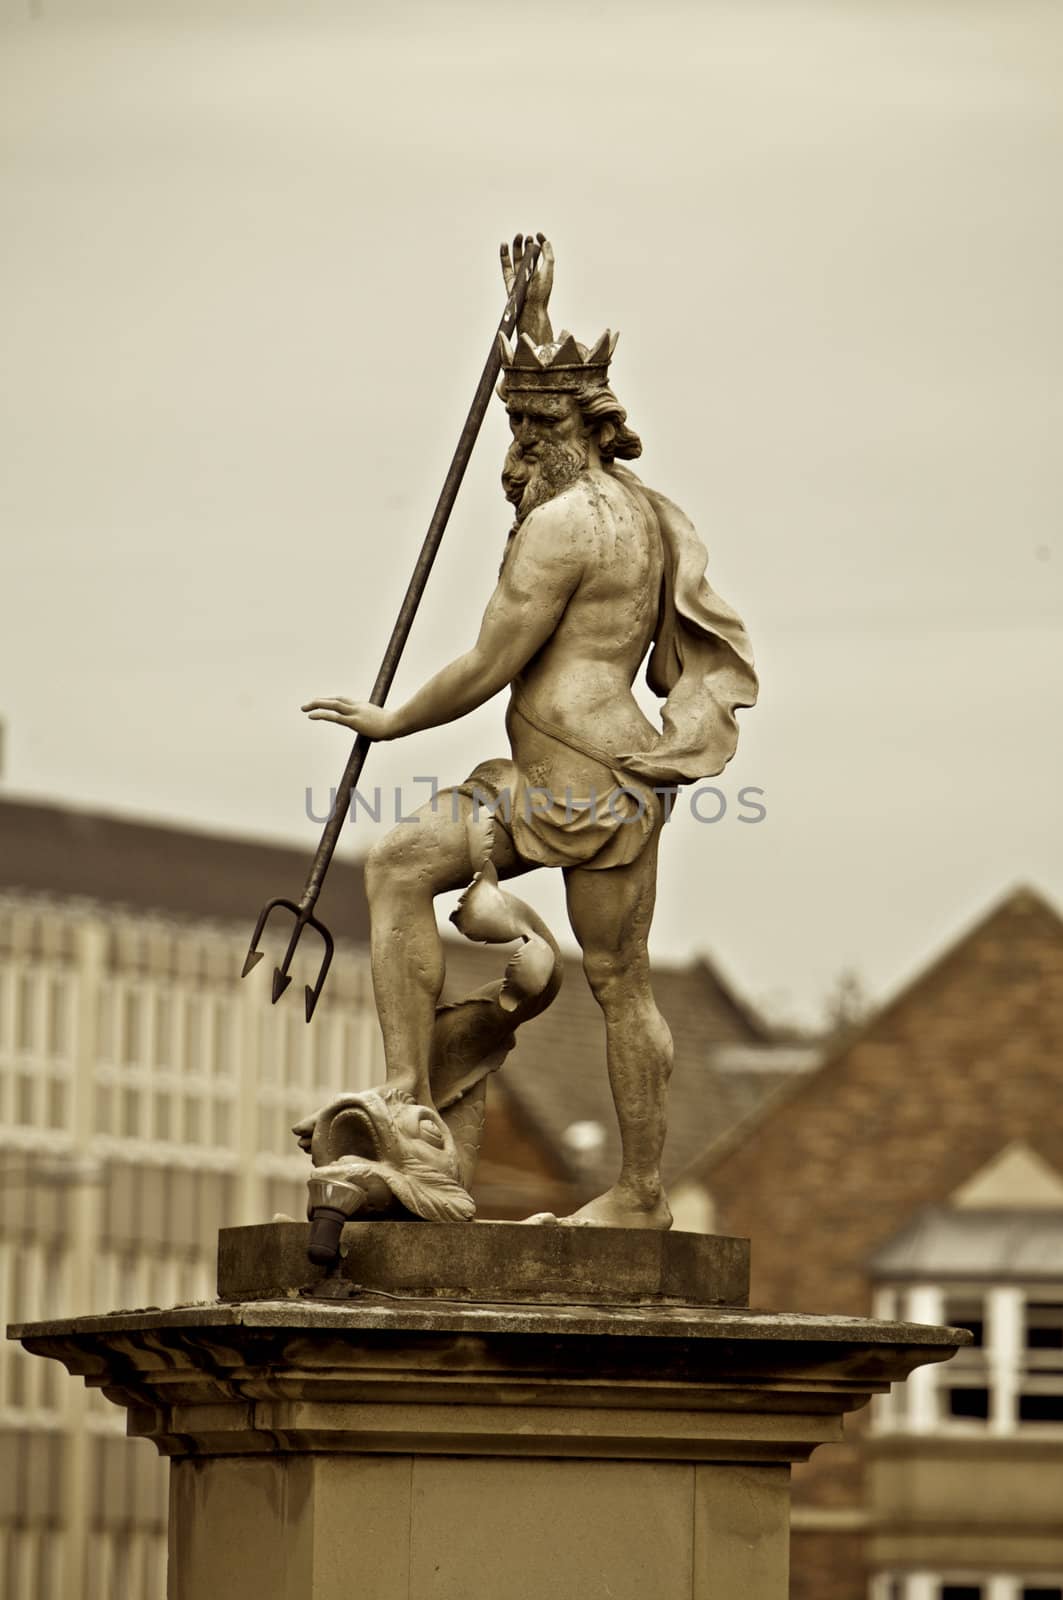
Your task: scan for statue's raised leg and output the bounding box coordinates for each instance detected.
[292,797,562,1243]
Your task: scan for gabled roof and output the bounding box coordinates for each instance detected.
[678,884,1063,1187]
[951,1140,1063,1209]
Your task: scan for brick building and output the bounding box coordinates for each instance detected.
[673,887,1063,1600]
[0,794,796,1598]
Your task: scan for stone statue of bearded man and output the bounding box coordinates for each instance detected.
[299,236,757,1231]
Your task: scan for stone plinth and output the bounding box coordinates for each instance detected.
[217,1218,751,1306]
[10,1224,967,1600]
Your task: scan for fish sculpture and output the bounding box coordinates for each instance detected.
[293,816,562,1256]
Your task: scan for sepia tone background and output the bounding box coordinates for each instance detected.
[2,3,1062,1599]
[2,0,1061,1024]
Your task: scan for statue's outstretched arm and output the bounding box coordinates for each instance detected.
[302,500,579,741]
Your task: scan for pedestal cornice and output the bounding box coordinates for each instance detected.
[11,1295,966,1466]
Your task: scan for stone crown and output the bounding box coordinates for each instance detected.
[497,328,619,393]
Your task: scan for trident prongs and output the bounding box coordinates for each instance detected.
[242,897,335,1021]
[242,896,294,980]
[302,919,335,1023]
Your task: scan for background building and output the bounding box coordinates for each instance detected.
[674,887,1063,1600]
[0,797,382,1597]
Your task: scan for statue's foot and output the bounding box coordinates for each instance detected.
[524,1184,673,1231]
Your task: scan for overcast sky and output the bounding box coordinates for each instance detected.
[1,0,1061,1025]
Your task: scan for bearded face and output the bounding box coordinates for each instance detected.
[502,393,591,523]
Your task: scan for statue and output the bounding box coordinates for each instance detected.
[293,237,757,1248]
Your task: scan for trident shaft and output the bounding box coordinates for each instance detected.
[243,238,543,1021]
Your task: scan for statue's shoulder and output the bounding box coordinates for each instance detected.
[519,482,597,543]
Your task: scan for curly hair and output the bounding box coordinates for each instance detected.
[574,381,642,462]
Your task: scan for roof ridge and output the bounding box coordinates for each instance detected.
[680,881,1063,1183]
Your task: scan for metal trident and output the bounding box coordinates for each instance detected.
[242,237,543,1021]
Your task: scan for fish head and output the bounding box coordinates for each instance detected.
[301,1086,476,1224]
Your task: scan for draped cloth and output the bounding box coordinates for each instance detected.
[609,465,758,786]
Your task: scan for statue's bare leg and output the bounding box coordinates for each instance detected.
[557,825,674,1228]
[363,791,527,1103]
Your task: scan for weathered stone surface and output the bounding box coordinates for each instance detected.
[216,1219,751,1307]
[166,1454,791,1600]
[11,1295,968,1352]
[11,1298,968,1464]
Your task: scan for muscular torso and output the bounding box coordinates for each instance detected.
[507,468,663,790]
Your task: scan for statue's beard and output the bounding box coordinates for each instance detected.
[502,439,587,524]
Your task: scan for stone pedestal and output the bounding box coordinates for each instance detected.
[11,1222,966,1600]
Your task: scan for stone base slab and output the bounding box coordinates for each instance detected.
[216,1219,751,1307]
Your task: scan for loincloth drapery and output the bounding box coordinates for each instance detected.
[456,698,673,872]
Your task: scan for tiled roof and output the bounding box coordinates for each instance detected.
[680,883,1063,1188]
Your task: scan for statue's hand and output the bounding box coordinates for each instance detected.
[500,232,553,344]
[301,698,397,740]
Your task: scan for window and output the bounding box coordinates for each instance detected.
[15,1072,35,1126]
[1026,1303,1063,1351]
[183,997,203,1075]
[874,1576,1063,1600]
[16,972,35,1052]
[153,993,173,1068]
[284,1014,304,1088]
[212,1098,232,1147]
[93,968,238,1154]
[87,1526,167,1600]
[0,1239,70,1419]
[873,1284,1063,1436]
[210,1001,233,1078]
[183,1096,201,1144]
[152,1091,172,1142]
[46,1076,66,1130]
[121,990,141,1066]
[2,1525,68,1600]
[257,1104,274,1152]
[46,977,68,1057]
[122,1086,141,1139]
[946,1387,989,1421]
[95,1082,113,1134]
[312,1017,330,1089]
[1021,1302,1063,1424]
[940,1292,991,1424]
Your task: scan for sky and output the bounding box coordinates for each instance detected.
[1,0,1061,1026]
